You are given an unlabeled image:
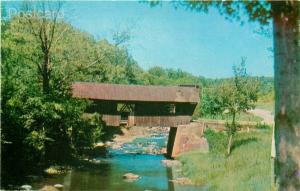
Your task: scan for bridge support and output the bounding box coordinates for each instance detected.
[166,122,209,158]
[166,126,178,157]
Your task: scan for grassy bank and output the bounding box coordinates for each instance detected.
[197,111,263,123]
[178,128,274,191]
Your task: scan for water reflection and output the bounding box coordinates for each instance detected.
[167,167,175,191]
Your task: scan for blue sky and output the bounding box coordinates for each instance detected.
[3,1,274,78]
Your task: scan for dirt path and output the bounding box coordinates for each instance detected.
[248,108,274,125]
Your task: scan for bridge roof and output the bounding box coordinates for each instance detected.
[72,82,199,103]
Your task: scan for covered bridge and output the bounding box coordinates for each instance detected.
[72,82,200,127]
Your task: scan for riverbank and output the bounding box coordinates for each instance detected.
[177,127,275,191]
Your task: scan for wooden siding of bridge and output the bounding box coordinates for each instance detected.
[101,115,191,127]
[72,82,199,127]
[134,115,191,127]
[102,114,120,127]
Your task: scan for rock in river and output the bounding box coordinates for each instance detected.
[40,185,59,191]
[123,173,140,181]
[54,184,63,189]
[94,142,105,147]
[20,185,32,190]
[169,177,193,185]
[89,158,101,164]
[161,159,181,167]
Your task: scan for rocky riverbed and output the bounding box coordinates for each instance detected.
[11,126,206,191]
[103,126,170,155]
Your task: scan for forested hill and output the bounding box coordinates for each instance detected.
[1,15,274,95]
[132,67,274,98]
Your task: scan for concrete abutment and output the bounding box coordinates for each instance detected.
[166,122,209,158]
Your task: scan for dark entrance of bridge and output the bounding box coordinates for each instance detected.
[72,82,200,157]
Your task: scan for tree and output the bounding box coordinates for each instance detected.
[203,59,259,155]
[146,66,171,85]
[19,2,109,94]
[21,2,64,94]
[199,87,224,119]
[152,1,300,189]
[272,3,300,190]
[1,6,115,184]
[221,59,258,155]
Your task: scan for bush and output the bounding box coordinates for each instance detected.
[72,113,104,157]
[1,90,104,172]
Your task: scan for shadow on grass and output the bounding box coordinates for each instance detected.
[231,137,258,152]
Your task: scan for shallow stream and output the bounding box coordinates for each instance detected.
[25,134,205,190]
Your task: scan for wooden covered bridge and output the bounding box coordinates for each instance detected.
[72,82,199,127]
[72,82,201,157]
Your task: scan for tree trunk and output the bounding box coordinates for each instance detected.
[227,134,233,155]
[232,111,236,132]
[42,52,50,94]
[227,111,236,155]
[272,2,300,190]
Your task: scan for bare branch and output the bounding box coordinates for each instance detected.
[48,2,63,50]
[26,17,40,39]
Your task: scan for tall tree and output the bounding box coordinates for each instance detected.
[22,2,64,94]
[272,2,300,190]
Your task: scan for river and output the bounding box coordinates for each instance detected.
[14,130,205,191]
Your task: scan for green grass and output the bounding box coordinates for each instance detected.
[256,101,275,113]
[178,128,275,191]
[198,111,263,123]
[237,112,264,122]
